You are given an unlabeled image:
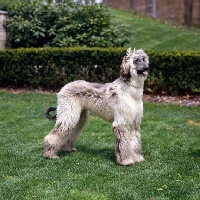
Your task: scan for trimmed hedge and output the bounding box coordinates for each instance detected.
[0,47,123,90]
[148,51,200,94]
[0,47,199,94]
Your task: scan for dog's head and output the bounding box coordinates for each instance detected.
[120,48,149,82]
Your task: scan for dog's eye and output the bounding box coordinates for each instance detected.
[134,59,140,62]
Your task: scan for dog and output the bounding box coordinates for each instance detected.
[43,48,149,166]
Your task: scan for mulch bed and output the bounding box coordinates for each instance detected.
[143,94,200,106]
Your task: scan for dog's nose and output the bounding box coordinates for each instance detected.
[144,63,149,70]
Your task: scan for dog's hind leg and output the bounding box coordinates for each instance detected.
[43,124,65,159]
[61,109,88,152]
[43,97,83,158]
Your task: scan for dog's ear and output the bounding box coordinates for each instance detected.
[120,63,131,82]
[120,48,133,81]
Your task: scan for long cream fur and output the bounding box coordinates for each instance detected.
[43,48,149,166]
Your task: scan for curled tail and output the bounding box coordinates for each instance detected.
[45,107,56,120]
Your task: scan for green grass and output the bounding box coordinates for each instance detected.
[0,0,18,10]
[110,9,200,52]
[0,90,199,200]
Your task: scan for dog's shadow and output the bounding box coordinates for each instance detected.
[58,145,116,163]
[189,149,200,158]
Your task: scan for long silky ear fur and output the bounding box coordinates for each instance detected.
[120,48,132,82]
[120,64,131,82]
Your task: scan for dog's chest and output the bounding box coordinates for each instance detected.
[122,93,143,115]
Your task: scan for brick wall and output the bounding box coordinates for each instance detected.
[103,0,200,28]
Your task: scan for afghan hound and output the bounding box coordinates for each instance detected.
[43,48,149,166]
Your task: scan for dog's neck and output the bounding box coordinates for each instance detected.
[121,75,145,89]
[116,78,144,100]
[129,81,144,99]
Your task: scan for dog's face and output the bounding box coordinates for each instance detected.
[133,50,149,75]
[120,48,149,82]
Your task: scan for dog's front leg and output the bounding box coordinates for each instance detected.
[130,130,145,163]
[112,122,135,166]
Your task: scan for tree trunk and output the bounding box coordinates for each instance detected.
[130,0,137,10]
[145,0,152,15]
[198,0,200,28]
[184,0,193,27]
[152,0,156,18]
[145,0,156,18]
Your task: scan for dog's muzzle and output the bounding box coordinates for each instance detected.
[137,63,149,75]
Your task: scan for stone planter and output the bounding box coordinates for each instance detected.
[0,11,8,50]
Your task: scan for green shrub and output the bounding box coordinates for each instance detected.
[5,0,131,48]
[147,51,200,94]
[0,48,199,94]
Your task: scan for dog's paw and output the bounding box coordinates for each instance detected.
[43,153,59,159]
[133,154,145,163]
[61,145,77,152]
[116,158,135,166]
[50,155,59,159]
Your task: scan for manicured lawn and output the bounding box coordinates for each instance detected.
[110,9,200,52]
[0,91,199,199]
